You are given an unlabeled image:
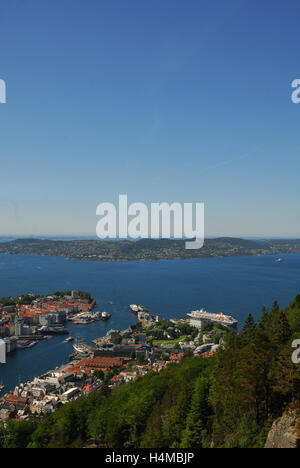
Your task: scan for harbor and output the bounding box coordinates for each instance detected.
[0,252,299,398]
[0,290,112,365]
[0,300,236,420]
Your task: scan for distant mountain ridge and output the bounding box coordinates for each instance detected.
[0,236,299,261]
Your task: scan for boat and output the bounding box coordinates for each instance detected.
[73,338,89,355]
[73,343,88,354]
[64,336,74,343]
[25,341,38,349]
[275,258,283,263]
[130,304,148,313]
[101,311,111,320]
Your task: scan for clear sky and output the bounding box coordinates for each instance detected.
[0,0,300,238]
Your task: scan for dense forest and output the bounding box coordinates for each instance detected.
[1,295,300,448]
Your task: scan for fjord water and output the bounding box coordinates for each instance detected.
[0,253,300,394]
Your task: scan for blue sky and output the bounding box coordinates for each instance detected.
[0,0,300,237]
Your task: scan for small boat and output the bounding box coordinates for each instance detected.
[64,336,74,343]
[26,341,38,349]
[130,304,148,313]
[73,339,89,355]
[275,258,283,263]
[101,311,111,320]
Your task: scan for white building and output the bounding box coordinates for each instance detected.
[0,339,6,364]
[71,290,79,299]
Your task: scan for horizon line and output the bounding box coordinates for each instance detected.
[0,235,299,241]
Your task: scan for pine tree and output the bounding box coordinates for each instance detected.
[260,306,269,323]
[236,329,273,422]
[273,343,300,405]
[275,311,292,346]
[241,313,256,345]
[271,300,280,313]
[257,306,270,332]
[181,377,212,448]
[243,313,256,332]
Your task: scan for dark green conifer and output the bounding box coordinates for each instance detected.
[241,313,256,345]
[181,377,212,448]
[275,311,292,345]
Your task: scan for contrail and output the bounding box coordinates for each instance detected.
[197,148,258,176]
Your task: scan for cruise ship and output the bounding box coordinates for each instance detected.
[187,308,238,330]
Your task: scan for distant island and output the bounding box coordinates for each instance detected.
[0,237,299,261]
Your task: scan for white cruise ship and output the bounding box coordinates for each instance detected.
[187,308,238,330]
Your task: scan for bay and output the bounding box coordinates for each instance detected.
[0,252,299,394]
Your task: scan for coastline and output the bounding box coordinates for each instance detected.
[0,237,299,263]
[0,250,295,263]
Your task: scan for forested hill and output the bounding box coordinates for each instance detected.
[1,294,300,448]
[0,237,300,261]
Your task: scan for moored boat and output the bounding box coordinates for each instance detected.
[101,311,111,320]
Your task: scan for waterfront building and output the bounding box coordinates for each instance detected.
[71,290,79,299]
[0,338,6,364]
[61,387,80,401]
[4,337,18,353]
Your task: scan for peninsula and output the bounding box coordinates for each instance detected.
[0,237,299,261]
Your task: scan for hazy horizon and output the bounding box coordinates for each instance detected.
[0,234,298,241]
